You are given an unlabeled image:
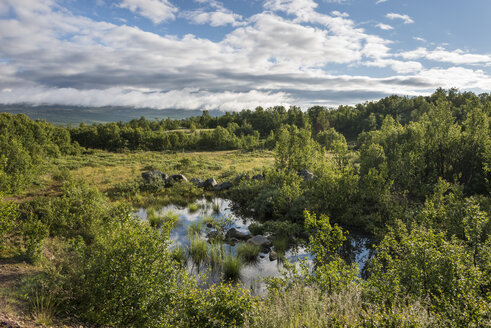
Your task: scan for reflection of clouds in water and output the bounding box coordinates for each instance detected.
[135,197,371,292]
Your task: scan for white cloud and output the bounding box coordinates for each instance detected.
[376,23,393,30]
[376,0,388,4]
[181,1,244,27]
[119,0,177,24]
[413,36,426,43]
[386,13,414,24]
[400,47,491,65]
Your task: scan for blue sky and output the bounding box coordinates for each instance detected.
[0,0,490,111]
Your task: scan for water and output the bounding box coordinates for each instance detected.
[134,197,371,293]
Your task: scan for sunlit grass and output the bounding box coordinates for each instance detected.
[188,203,199,213]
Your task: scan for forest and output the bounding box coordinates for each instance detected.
[0,88,490,327]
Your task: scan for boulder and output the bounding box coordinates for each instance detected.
[206,230,222,241]
[214,181,233,191]
[252,174,265,181]
[141,170,168,182]
[269,250,278,261]
[247,235,272,248]
[202,178,217,190]
[225,228,251,241]
[169,174,188,183]
[298,170,315,181]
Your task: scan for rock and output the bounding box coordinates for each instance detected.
[141,170,168,182]
[259,254,265,259]
[202,178,217,190]
[169,174,188,182]
[214,181,233,191]
[207,230,222,241]
[225,228,251,241]
[298,170,315,181]
[247,235,272,248]
[269,250,278,261]
[252,174,265,181]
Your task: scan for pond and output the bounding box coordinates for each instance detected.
[134,197,372,293]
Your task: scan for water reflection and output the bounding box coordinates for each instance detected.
[134,197,371,292]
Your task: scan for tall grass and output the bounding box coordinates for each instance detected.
[237,243,260,265]
[222,253,243,282]
[187,221,203,236]
[170,246,187,268]
[147,209,179,230]
[29,290,58,326]
[208,240,225,272]
[248,285,437,328]
[188,235,208,273]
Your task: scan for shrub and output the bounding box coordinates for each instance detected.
[176,283,258,328]
[51,214,189,327]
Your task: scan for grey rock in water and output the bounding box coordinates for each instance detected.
[214,181,233,191]
[247,235,272,248]
[225,228,251,241]
[269,250,278,261]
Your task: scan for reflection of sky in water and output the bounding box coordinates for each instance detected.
[134,198,371,292]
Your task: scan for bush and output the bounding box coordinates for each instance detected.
[48,214,190,327]
[176,283,258,328]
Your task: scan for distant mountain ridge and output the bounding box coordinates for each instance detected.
[0,104,224,125]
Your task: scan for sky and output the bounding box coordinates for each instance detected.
[0,0,490,111]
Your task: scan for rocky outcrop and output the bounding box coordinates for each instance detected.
[168,174,188,182]
[141,170,168,182]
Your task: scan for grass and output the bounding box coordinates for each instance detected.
[187,221,203,236]
[188,235,208,273]
[29,290,57,326]
[188,203,199,213]
[208,240,225,272]
[237,243,260,265]
[222,253,243,282]
[248,285,437,328]
[11,149,275,202]
[170,246,187,268]
[147,209,179,230]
